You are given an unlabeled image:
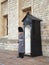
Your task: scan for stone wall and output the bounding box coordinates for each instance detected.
[0,0,3,36]
[0,1,1,36]
[8,0,19,40]
[1,0,6,2]
[21,0,31,9]
[1,0,8,16]
[19,0,49,56]
[0,0,19,51]
[19,0,31,27]
[5,0,19,50]
[0,0,49,56]
[32,0,49,56]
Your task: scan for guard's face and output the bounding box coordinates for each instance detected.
[19,32,23,35]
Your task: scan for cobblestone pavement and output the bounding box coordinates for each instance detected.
[0,50,49,65]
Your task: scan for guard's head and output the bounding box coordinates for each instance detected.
[18,27,23,32]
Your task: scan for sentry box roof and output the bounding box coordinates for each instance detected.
[22,12,42,25]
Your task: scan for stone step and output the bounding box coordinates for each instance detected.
[0,36,8,50]
[0,36,8,43]
[0,36,18,51]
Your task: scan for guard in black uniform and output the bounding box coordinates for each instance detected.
[17,27,25,58]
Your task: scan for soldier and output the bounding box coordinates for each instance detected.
[17,27,25,58]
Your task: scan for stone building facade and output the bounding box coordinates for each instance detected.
[0,0,49,56]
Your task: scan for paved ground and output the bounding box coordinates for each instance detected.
[0,50,49,65]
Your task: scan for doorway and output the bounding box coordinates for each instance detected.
[25,25,31,55]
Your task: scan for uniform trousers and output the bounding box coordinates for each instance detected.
[19,53,24,58]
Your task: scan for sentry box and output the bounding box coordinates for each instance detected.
[22,12,42,57]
